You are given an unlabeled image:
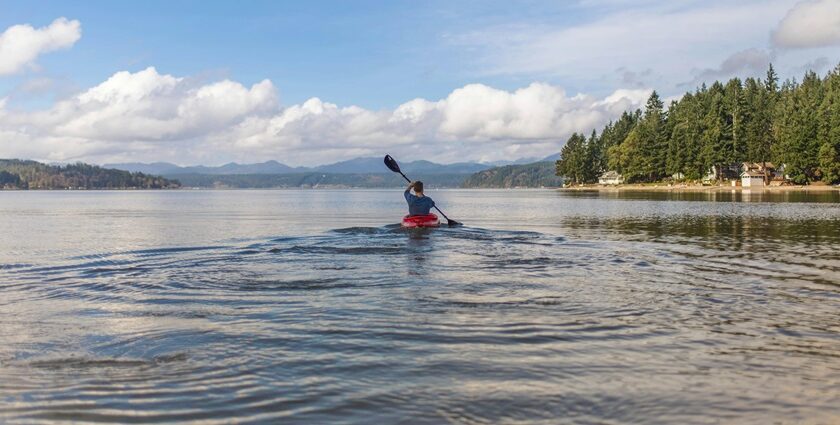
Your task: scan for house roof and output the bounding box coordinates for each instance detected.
[743,162,776,170]
[600,171,622,178]
[741,171,764,177]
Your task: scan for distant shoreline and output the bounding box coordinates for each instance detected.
[562,184,840,192]
[5,185,836,192]
[0,188,180,191]
[0,186,550,191]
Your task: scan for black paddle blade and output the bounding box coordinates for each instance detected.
[384,155,401,173]
[446,218,462,227]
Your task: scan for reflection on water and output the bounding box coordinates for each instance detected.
[563,188,840,203]
[0,189,839,424]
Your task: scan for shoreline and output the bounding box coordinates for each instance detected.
[562,184,840,192]
[2,185,837,191]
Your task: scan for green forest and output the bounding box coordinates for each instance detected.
[461,162,563,188]
[0,159,180,189]
[556,64,840,185]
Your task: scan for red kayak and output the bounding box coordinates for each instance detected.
[401,213,440,228]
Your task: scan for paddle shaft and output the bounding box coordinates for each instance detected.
[397,171,454,223]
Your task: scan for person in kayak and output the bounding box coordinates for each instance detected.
[405,181,435,216]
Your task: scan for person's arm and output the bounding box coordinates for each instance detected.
[404,182,415,202]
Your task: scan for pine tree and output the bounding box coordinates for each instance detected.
[608,128,647,182]
[584,130,601,182]
[775,72,824,183]
[766,63,779,94]
[556,133,589,184]
[701,83,734,180]
[667,92,704,179]
[818,65,840,183]
[724,78,746,163]
[635,91,667,181]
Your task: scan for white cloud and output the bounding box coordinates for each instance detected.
[0,68,650,165]
[773,0,840,48]
[451,1,797,93]
[0,67,277,162]
[0,18,81,75]
[52,67,277,142]
[200,82,652,165]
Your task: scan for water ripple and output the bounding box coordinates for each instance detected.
[1,222,839,424]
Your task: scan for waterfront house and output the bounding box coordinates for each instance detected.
[599,171,624,185]
[741,162,791,184]
[741,170,765,187]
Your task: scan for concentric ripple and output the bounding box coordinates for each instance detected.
[1,189,839,424]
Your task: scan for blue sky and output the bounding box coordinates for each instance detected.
[1,0,589,108]
[0,0,838,165]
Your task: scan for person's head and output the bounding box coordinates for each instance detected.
[413,181,424,194]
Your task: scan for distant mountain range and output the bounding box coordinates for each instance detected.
[171,173,469,189]
[0,155,562,189]
[105,154,560,177]
[103,160,303,176]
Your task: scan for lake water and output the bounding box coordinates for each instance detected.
[1,189,839,424]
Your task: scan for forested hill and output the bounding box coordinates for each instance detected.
[0,159,180,189]
[461,162,564,188]
[556,64,840,185]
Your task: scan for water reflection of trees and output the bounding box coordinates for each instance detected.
[560,189,840,203]
[561,214,840,253]
[562,214,840,288]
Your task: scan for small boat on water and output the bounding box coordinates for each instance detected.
[401,213,440,228]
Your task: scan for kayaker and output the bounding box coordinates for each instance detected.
[405,181,435,216]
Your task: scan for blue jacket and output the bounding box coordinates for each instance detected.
[404,189,435,216]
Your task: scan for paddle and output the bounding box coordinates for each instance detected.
[384,154,462,226]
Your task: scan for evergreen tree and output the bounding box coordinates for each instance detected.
[555,62,840,186]
[608,128,647,182]
[818,143,840,183]
[775,72,824,183]
[766,63,779,94]
[700,83,735,180]
[818,65,840,183]
[635,91,667,181]
[667,92,704,179]
[724,78,747,162]
[584,130,602,182]
[556,133,589,184]
[742,74,776,183]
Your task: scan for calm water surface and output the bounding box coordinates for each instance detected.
[1,189,839,424]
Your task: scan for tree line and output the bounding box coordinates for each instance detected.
[461,161,563,188]
[0,159,181,189]
[556,64,840,185]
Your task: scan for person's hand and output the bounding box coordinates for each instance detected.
[408,181,416,189]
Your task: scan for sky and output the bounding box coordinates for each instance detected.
[0,0,839,166]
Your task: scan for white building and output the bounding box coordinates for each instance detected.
[599,171,624,185]
[741,171,764,187]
